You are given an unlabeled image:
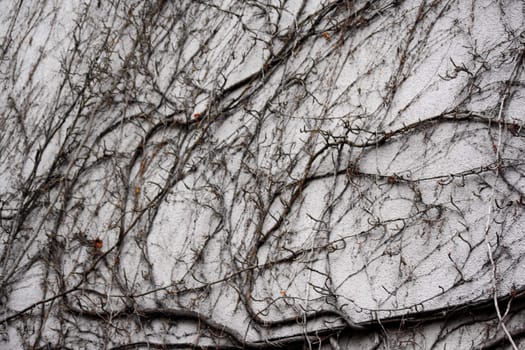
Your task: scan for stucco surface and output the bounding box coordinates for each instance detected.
[1,0,524,349]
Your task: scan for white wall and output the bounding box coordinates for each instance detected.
[0,0,524,348]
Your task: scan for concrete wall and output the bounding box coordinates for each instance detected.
[1,0,524,348]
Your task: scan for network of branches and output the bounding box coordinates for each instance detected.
[1,0,525,349]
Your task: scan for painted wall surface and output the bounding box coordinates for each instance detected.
[0,0,524,349]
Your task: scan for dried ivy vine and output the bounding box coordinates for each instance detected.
[1,0,525,349]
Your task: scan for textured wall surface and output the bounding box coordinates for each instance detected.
[1,0,525,349]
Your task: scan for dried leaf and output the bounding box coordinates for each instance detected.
[94,238,103,250]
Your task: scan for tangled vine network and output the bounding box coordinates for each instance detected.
[1,0,525,349]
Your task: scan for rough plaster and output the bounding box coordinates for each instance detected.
[1,0,525,349]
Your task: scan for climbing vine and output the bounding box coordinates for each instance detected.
[1,0,525,349]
